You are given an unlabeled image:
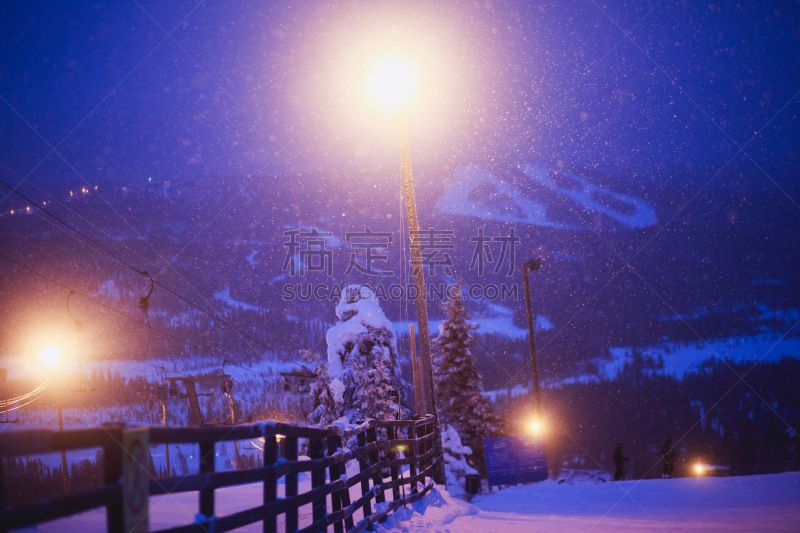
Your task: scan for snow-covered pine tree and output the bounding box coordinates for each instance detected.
[309,285,409,426]
[433,282,504,472]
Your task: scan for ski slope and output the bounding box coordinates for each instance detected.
[382,471,800,532]
[37,468,800,532]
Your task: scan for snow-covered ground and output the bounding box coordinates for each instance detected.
[36,469,800,532]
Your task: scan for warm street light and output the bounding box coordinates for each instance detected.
[525,415,547,437]
[39,344,63,369]
[366,55,436,420]
[366,56,419,111]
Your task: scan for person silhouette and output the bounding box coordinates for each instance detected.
[660,437,675,478]
[613,442,628,481]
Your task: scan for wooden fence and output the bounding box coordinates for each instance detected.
[0,416,441,533]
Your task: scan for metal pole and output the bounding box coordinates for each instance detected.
[409,324,424,416]
[397,112,436,418]
[160,367,170,476]
[56,388,69,494]
[523,259,542,417]
[227,386,239,470]
[162,400,170,475]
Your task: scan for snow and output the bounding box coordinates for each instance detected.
[36,468,800,532]
[481,384,531,403]
[0,354,292,382]
[326,285,395,379]
[599,334,800,381]
[213,286,264,312]
[435,163,658,231]
[394,302,552,341]
[440,424,479,496]
[245,249,259,265]
[329,377,345,404]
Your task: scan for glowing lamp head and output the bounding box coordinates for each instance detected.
[694,463,705,475]
[527,417,545,436]
[366,56,419,111]
[39,345,63,368]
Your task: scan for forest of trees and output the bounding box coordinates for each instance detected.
[504,356,800,479]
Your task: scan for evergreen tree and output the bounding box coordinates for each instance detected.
[309,285,409,425]
[433,283,504,472]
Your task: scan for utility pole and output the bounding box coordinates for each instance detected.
[56,387,69,494]
[159,367,170,476]
[409,324,424,416]
[221,363,239,470]
[523,259,543,417]
[397,112,436,417]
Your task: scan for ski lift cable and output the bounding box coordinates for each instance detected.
[0,380,53,406]
[2,256,267,383]
[0,253,253,381]
[21,182,267,364]
[0,179,275,357]
[0,392,51,415]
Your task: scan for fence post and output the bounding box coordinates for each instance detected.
[309,437,326,525]
[432,418,446,485]
[0,456,7,533]
[198,440,215,520]
[356,429,372,528]
[103,424,124,533]
[263,435,277,533]
[408,422,418,494]
[327,434,344,533]
[366,424,385,508]
[285,436,299,532]
[422,419,432,477]
[386,425,400,502]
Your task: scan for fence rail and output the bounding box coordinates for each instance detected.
[0,416,441,533]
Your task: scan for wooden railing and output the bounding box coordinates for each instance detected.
[0,416,441,533]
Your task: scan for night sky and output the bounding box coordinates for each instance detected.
[1,1,798,192]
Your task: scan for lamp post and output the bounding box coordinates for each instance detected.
[366,57,436,418]
[522,259,542,418]
[396,112,436,417]
[41,344,70,495]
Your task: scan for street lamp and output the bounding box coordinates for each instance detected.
[522,259,543,417]
[366,56,436,419]
[40,344,70,495]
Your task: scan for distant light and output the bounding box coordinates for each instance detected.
[39,345,63,368]
[94,186,98,190]
[694,463,705,475]
[366,56,419,111]
[527,417,546,436]
[69,191,73,196]
[10,209,14,215]
[26,206,31,212]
